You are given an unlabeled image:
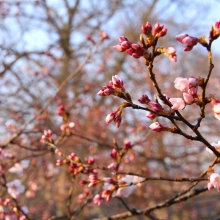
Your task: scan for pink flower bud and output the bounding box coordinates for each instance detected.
[112,75,124,89]
[146,112,157,120]
[68,152,77,160]
[113,45,125,52]
[175,34,198,51]
[110,149,118,159]
[57,105,65,115]
[87,157,95,165]
[123,139,133,150]
[215,21,220,29]
[183,93,194,105]
[175,34,188,42]
[114,113,122,128]
[188,87,198,96]
[132,53,141,58]
[169,98,185,110]
[121,41,131,50]
[131,43,142,50]
[105,112,116,124]
[148,101,164,112]
[153,22,164,36]
[126,48,135,55]
[149,122,166,132]
[157,28,167,37]
[188,77,199,87]
[182,36,198,46]
[163,47,177,62]
[99,31,109,41]
[138,94,151,104]
[118,36,129,43]
[141,22,152,35]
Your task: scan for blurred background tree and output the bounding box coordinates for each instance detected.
[0,0,220,219]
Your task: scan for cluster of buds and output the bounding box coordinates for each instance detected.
[0,199,28,220]
[138,94,164,120]
[175,34,198,51]
[105,108,122,128]
[40,129,53,143]
[113,36,146,58]
[97,75,125,97]
[104,99,131,128]
[141,22,167,42]
[113,22,176,62]
[169,76,199,110]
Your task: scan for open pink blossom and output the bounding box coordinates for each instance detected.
[174,77,189,92]
[169,98,185,110]
[208,173,220,192]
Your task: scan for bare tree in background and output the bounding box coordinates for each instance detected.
[0,0,220,219]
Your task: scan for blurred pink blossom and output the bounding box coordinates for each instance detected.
[208,173,220,192]
[169,98,185,110]
[6,179,25,199]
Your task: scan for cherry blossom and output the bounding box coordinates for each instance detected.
[174,77,189,92]
[6,179,25,199]
[183,93,194,105]
[169,98,185,110]
[93,194,104,206]
[175,33,198,51]
[208,173,220,192]
[115,175,144,198]
[149,122,167,132]
[8,160,30,175]
[163,47,177,62]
